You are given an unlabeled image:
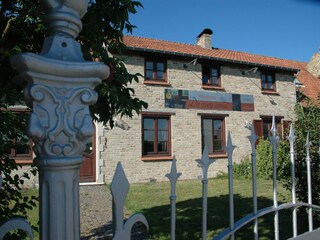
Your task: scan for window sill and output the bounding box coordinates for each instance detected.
[261,90,279,95]
[15,159,33,164]
[208,153,228,158]
[141,155,173,161]
[144,80,171,86]
[202,85,225,91]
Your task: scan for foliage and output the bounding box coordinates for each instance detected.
[233,156,252,179]
[0,0,147,238]
[0,110,38,239]
[289,104,320,209]
[233,138,290,181]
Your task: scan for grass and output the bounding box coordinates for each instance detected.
[16,177,316,240]
[126,177,314,240]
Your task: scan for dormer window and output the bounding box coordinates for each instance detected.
[202,65,221,87]
[145,58,167,82]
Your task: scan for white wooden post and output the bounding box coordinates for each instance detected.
[196,145,214,240]
[10,0,109,239]
[166,157,182,240]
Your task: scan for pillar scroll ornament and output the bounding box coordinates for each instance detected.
[10,0,109,239]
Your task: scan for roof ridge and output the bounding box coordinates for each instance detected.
[124,35,197,48]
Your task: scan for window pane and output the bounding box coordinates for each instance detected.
[263,122,271,139]
[158,130,168,141]
[157,71,164,79]
[143,130,154,154]
[158,141,168,152]
[157,63,164,71]
[158,118,168,130]
[211,68,218,77]
[202,67,210,84]
[146,70,153,79]
[213,139,222,151]
[202,119,213,153]
[158,118,168,153]
[146,61,153,70]
[261,74,267,89]
[144,118,154,130]
[15,135,30,155]
[213,120,223,151]
[211,76,219,85]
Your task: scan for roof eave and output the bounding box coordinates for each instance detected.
[125,46,300,73]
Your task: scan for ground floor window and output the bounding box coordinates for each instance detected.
[200,114,227,155]
[142,113,172,157]
[253,115,290,141]
[1,108,33,163]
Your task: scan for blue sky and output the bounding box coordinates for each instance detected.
[129,0,320,62]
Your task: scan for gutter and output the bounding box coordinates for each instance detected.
[125,46,300,73]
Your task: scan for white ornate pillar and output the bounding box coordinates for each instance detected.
[10,0,109,239]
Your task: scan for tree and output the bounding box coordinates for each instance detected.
[0,0,147,237]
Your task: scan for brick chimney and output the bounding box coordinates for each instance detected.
[196,28,213,49]
[307,52,320,78]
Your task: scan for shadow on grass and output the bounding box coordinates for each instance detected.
[139,194,315,240]
[80,194,318,240]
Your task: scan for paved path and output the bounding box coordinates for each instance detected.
[79,185,149,240]
[80,185,113,239]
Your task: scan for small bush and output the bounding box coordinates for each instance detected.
[233,138,290,180]
[233,156,252,179]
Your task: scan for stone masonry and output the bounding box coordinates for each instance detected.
[102,54,296,183]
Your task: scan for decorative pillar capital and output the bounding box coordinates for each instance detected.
[10,0,109,238]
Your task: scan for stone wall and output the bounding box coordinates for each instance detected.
[103,54,296,183]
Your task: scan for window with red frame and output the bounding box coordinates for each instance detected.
[202,65,221,86]
[142,115,171,156]
[261,72,276,91]
[145,59,167,81]
[201,116,226,154]
[253,116,290,143]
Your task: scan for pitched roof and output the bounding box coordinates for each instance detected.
[123,35,320,102]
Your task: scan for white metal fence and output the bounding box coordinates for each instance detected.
[1,114,319,239]
[109,114,320,240]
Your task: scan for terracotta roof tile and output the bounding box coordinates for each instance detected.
[123,36,320,102]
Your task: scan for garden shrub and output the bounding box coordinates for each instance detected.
[233,138,290,181]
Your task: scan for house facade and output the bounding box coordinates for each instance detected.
[13,29,320,186]
[100,29,301,183]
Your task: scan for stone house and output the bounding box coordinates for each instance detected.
[12,29,320,186]
[100,29,320,183]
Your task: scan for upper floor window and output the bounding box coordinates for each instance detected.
[261,72,276,92]
[145,59,167,82]
[142,113,172,157]
[201,115,226,155]
[202,65,221,87]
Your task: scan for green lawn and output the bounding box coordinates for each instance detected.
[126,177,313,240]
[20,177,315,240]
